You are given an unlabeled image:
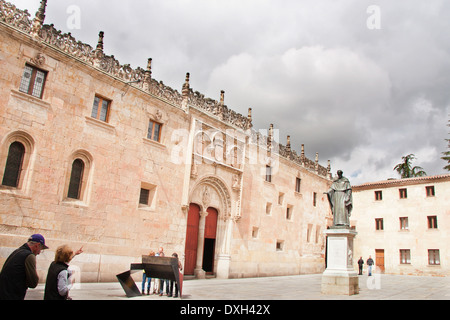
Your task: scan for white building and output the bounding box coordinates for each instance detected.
[351,174,450,276]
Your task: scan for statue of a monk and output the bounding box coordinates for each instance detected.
[326,170,353,228]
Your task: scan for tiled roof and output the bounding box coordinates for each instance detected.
[353,174,450,191]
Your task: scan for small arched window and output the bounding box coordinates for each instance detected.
[67,159,85,199]
[2,142,25,188]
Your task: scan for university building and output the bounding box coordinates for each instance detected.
[351,174,450,276]
[0,0,333,282]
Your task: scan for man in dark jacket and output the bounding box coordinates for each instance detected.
[0,234,48,300]
[357,257,364,275]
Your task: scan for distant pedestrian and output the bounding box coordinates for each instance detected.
[168,253,182,298]
[357,257,364,275]
[142,250,155,295]
[367,256,374,276]
[44,244,83,300]
[0,234,48,300]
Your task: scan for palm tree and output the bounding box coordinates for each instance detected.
[394,154,427,178]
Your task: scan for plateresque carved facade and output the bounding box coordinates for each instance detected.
[0,1,332,282]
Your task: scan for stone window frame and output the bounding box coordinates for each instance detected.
[0,130,36,197]
[19,63,48,99]
[62,150,93,206]
[138,181,157,211]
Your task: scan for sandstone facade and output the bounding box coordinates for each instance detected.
[0,1,332,282]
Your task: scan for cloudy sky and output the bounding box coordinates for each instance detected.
[16,0,450,185]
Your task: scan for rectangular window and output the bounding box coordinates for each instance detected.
[426,186,435,197]
[295,177,301,193]
[252,227,259,239]
[91,96,111,122]
[375,218,384,230]
[286,205,293,220]
[276,240,284,251]
[427,216,438,229]
[139,182,157,208]
[428,250,440,265]
[313,192,317,207]
[399,188,407,199]
[19,64,47,99]
[265,166,272,182]
[307,224,313,242]
[315,226,321,244]
[139,188,150,205]
[265,203,272,215]
[400,249,411,264]
[278,192,284,205]
[147,120,163,142]
[400,217,409,230]
[375,191,382,201]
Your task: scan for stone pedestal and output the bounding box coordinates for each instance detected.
[321,228,359,295]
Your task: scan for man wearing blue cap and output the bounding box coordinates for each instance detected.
[0,234,48,300]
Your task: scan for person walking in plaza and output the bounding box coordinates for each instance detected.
[168,253,183,298]
[44,244,83,300]
[142,250,155,295]
[357,257,364,275]
[367,255,374,276]
[157,247,170,296]
[0,234,48,300]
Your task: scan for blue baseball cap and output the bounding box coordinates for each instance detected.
[28,234,49,249]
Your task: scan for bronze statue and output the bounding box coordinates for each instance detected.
[326,170,353,228]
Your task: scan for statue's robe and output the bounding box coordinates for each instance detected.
[326,177,353,227]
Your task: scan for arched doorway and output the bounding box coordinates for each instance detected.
[184,204,200,275]
[202,207,218,274]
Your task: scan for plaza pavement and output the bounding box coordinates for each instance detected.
[24,273,450,300]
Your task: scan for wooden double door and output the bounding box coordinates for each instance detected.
[375,249,385,273]
[184,204,218,275]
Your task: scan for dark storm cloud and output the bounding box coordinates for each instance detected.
[15,0,450,184]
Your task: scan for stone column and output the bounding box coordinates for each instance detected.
[216,218,233,279]
[321,228,359,295]
[194,210,207,279]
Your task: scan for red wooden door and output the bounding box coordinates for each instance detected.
[203,208,218,273]
[204,207,218,239]
[184,204,200,275]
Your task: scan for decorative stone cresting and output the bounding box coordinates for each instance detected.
[0,0,330,178]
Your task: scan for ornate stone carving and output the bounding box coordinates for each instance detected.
[30,52,45,67]
[0,0,33,33]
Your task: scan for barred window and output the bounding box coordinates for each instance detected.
[19,64,47,99]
